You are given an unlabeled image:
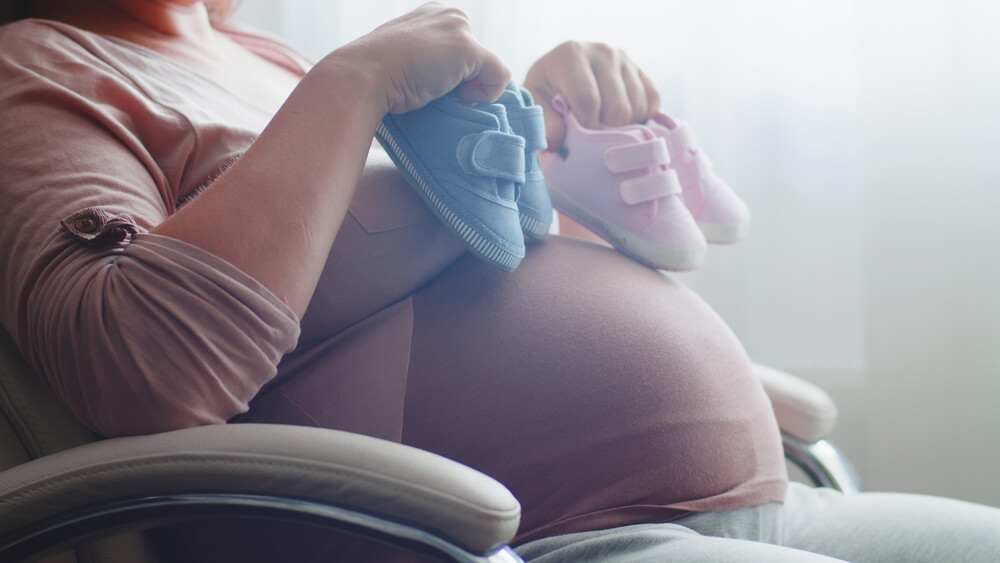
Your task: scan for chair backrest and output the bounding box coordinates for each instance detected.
[0,328,94,467]
[0,328,160,563]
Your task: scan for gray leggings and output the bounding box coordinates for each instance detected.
[515,482,1000,562]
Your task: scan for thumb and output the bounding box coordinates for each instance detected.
[541,103,567,152]
[454,53,511,103]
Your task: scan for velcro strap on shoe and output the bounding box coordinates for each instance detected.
[620,169,682,205]
[518,105,549,151]
[604,138,670,173]
[457,130,526,184]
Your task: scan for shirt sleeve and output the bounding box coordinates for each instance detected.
[0,22,301,437]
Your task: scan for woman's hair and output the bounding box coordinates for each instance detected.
[0,1,241,25]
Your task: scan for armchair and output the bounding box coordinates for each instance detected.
[0,325,858,563]
[755,364,861,494]
[0,328,522,563]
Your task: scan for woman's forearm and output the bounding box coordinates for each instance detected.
[153,3,512,319]
[152,55,384,318]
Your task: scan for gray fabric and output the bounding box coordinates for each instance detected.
[517,482,1000,562]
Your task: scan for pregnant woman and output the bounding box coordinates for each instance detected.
[1,1,998,561]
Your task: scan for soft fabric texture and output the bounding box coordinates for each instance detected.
[497,81,553,238]
[516,482,1000,562]
[541,95,707,271]
[0,18,787,548]
[376,95,527,271]
[648,113,751,243]
[0,19,302,436]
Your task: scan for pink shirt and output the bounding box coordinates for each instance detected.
[0,19,302,435]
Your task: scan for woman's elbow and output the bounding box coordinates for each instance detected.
[21,243,298,437]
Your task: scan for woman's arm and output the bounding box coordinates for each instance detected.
[155,3,511,318]
[0,4,509,436]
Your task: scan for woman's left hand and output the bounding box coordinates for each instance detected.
[524,41,660,151]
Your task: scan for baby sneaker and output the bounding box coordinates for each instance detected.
[541,96,706,271]
[646,114,750,244]
[497,81,553,239]
[376,97,527,272]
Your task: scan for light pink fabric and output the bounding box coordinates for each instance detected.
[0,19,787,548]
[0,19,304,435]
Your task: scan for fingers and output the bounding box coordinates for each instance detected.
[431,5,510,104]
[584,43,659,127]
[620,63,645,120]
[523,41,662,151]
[455,46,512,103]
[637,67,661,122]
[589,43,632,127]
[524,63,572,149]
[540,103,568,151]
[553,43,602,129]
[351,3,512,113]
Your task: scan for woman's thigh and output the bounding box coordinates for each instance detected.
[297,147,465,345]
[518,483,1000,562]
[516,522,846,563]
[781,482,1000,562]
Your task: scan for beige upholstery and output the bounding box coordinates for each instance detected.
[0,424,522,551]
[755,364,839,443]
[0,318,856,561]
[0,327,101,563]
[0,330,94,461]
[0,413,30,473]
[0,327,523,562]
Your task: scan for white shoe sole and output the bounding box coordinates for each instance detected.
[698,219,750,245]
[550,188,706,272]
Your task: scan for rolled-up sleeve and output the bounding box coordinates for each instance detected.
[0,21,300,437]
[24,230,299,436]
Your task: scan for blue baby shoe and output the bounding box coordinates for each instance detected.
[497,82,553,239]
[376,97,527,272]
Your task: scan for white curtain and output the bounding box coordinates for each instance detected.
[235,0,1000,506]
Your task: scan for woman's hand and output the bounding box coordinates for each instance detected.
[332,2,511,116]
[524,41,661,150]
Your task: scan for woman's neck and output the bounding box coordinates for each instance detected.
[107,0,213,40]
[29,0,216,50]
[27,0,235,71]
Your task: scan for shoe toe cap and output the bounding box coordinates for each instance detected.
[695,180,751,226]
[640,199,707,252]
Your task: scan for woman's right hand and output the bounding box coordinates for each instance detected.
[332,2,511,115]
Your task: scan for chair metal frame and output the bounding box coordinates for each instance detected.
[783,435,862,494]
[0,493,523,563]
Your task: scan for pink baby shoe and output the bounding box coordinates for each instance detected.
[541,96,706,271]
[646,114,750,244]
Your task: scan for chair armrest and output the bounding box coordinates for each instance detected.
[0,424,520,555]
[754,363,838,443]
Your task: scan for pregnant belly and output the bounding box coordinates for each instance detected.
[402,236,786,543]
